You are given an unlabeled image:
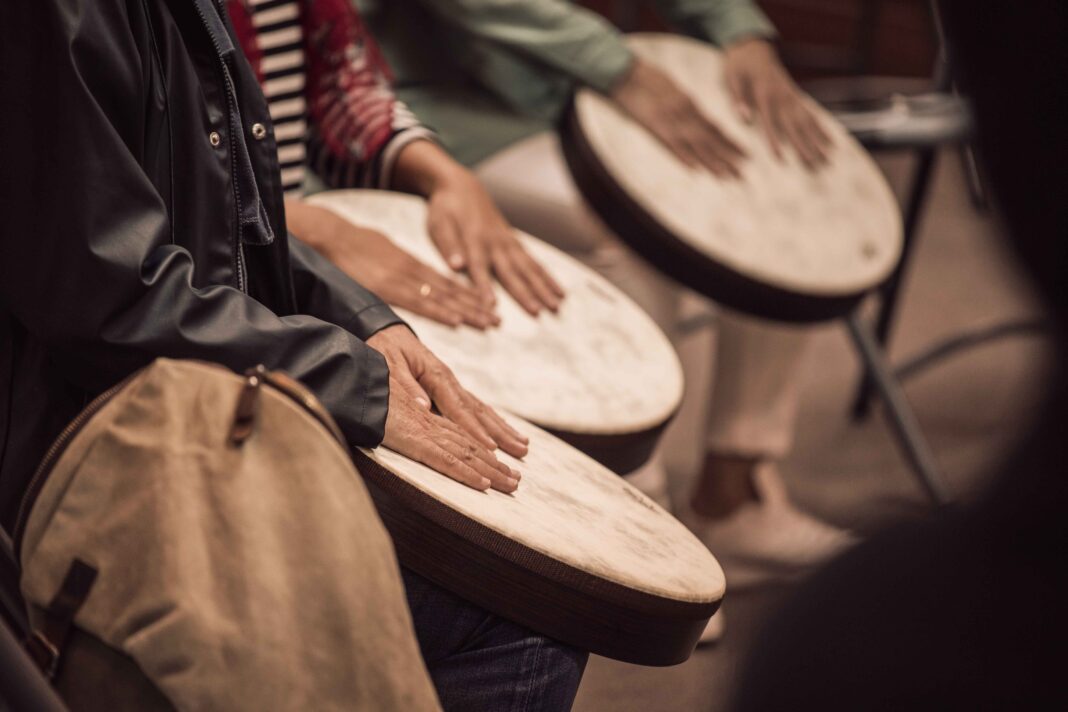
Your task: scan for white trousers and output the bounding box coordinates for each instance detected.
[476,132,810,469]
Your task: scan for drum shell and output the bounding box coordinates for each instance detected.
[547,419,671,476]
[355,451,720,667]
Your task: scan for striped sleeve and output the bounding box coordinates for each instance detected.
[301,0,436,189]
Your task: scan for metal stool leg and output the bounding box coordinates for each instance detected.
[852,147,940,419]
[846,314,950,505]
[894,319,1047,382]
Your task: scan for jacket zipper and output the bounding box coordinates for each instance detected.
[11,364,346,566]
[190,0,249,293]
[236,240,248,294]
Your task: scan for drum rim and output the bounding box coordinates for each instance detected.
[356,450,722,666]
[560,33,902,324]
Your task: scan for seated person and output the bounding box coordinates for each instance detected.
[226,0,563,329]
[356,0,850,601]
[0,1,585,709]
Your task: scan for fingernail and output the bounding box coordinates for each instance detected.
[449,254,464,269]
[415,397,430,409]
[510,468,522,480]
[479,478,491,489]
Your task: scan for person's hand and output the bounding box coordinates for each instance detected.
[426,170,565,316]
[367,325,529,492]
[723,38,832,168]
[610,58,747,178]
[287,201,498,329]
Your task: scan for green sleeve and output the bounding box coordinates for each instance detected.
[651,0,777,47]
[413,0,635,93]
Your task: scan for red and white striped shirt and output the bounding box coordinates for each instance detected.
[228,0,434,196]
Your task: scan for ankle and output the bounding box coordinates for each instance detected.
[689,454,761,520]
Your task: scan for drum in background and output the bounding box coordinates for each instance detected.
[308,190,684,474]
[562,33,903,323]
[353,410,724,666]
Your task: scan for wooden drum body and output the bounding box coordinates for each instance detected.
[353,412,725,666]
[308,190,684,473]
[563,34,904,322]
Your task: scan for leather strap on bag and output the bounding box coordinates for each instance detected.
[24,559,97,679]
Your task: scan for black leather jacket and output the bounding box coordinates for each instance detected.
[0,0,403,531]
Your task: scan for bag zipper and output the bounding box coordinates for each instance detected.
[229,365,347,449]
[11,369,144,564]
[12,364,346,565]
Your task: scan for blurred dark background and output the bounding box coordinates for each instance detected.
[581,0,938,78]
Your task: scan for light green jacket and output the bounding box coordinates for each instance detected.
[357,0,775,166]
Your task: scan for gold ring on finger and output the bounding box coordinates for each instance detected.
[419,283,432,298]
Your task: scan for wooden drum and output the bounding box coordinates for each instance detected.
[308,190,684,474]
[352,411,725,666]
[562,33,903,322]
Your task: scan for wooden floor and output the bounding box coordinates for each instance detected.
[573,149,1055,711]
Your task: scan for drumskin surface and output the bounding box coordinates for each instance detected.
[563,34,903,322]
[354,411,725,666]
[309,190,685,471]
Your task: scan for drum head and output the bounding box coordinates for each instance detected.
[354,410,724,666]
[563,34,903,322]
[309,190,684,473]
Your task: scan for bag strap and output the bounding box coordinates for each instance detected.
[24,559,97,679]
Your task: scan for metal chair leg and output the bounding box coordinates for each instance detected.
[893,319,1047,383]
[852,147,940,419]
[959,143,988,211]
[846,314,950,505]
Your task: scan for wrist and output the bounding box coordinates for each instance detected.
[724,35,774,56]
[608,57,643,100]
[392,139,468,196]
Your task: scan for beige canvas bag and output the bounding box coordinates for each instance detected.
[15,358,441,711]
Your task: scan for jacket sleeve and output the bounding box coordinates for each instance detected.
[0,0,392,447]
[650,0,777,47]
[412,0,634,94]
[287,234,406,340]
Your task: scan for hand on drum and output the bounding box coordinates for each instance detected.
[610,58,747,178]
[286,200,497,329]
[367,325,529,493]
[425,170,565,316]
[723,37,832,168]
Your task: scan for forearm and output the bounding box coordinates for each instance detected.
[285,198,341,253]
[390,138,472,197]
[417,0,633,93]
[651,0,776,47]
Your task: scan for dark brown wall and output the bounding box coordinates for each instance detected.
[580,0,938,78]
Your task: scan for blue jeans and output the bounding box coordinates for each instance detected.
[402,568,588,712]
